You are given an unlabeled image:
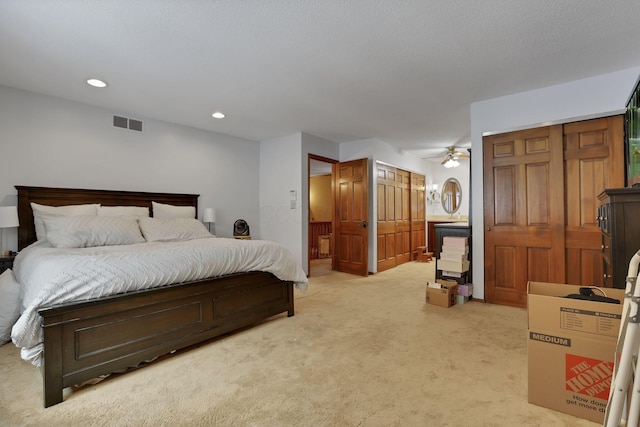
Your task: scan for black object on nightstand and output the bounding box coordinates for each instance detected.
[233,219,250,237]
[0,254,16,274]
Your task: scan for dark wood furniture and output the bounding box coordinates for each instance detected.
[597,187,640,288]
[15,186,295,408]
[16,186,201,250]
[309,221,331,260]
[434,222,471,284]
[0,255,15,273]
[427,220,460,253]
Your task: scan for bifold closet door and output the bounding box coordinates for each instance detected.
[410,173,426,260]
[563,116,624,287]
[483,125,566,308]
[376,164,411,272]
[483,116,624,307]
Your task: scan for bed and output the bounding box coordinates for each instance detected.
[11,185,307,407]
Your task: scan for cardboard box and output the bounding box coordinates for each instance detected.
[457,283,473,297]
[426,280,458,308]
[437,259,470,273]
[527,281,625,423]
[442,236,468,247]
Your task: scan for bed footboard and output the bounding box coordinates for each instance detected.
[39,271,294,407]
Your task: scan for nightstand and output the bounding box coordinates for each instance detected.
[0,255,16,274]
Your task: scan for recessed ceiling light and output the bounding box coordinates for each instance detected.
[86,78,107,88]
[211,112,225,119]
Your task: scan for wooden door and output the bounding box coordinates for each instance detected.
[376,163,412,272]
[410,173,426,259]
[564,116,625,286]
[377,163,397,272]
[484,125,566,307]
[334,158,369,276]
[395,169,412,265]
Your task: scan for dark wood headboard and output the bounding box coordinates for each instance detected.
[16,186,199,251]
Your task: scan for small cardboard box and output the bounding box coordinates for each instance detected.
[437,259,470,273]
[527,281,625,423]
[457,283,473,297]
[426,280,458,308]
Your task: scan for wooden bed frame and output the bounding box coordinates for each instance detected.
[15,186,295,408]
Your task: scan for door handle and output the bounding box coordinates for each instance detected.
[362,221,368,228]
[486,227,491,231]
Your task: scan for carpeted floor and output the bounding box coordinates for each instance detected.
[0,261,599,426]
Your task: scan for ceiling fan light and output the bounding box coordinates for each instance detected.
[443,158,460,168]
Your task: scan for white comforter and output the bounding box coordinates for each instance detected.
[11,237,308,367]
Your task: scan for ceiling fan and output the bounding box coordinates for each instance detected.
[441,147,470,168]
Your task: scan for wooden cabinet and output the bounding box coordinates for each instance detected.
[435,222,471,284]
[428,221,446,253]
[597,188,640,288]
[428,220,464,252]
[309,221,331,260]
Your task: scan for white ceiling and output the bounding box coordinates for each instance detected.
[1,1,639,160]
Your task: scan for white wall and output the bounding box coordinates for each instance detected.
[259,133,303,267]
[428,157,470,218]
[0,85,261,250]
[340,138,433,272]
[264,133,425,275]
[340,138,431,174]
[470,67,640,301]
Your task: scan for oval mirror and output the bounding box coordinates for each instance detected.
[441,178,462,214]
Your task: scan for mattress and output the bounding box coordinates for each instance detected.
[11,237,308,367]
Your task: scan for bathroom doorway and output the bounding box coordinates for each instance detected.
[308,154,336,276]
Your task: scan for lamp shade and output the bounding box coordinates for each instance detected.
[443,158,460,168]
[202,208,216,223]
[0,206,19,228]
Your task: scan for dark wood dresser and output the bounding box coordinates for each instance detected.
[0,255,15,274]
[597,187,640,288]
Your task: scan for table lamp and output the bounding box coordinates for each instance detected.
[0,206,19,256]
[203,208,216,234]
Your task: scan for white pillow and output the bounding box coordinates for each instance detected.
[31,202,100,241]
[44,215,145,248]
[98,205,150,218]
[0,269,21,345]
[138,217,212,242]
[152,201,196,219]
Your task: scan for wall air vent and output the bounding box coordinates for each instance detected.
[113,115,143,132]
[128,119,143,132]
[113,115,128,129]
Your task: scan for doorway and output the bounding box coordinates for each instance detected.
[308,155,370,277]
[308,154,337,277]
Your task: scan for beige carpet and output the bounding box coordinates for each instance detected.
[0,261,598,427]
